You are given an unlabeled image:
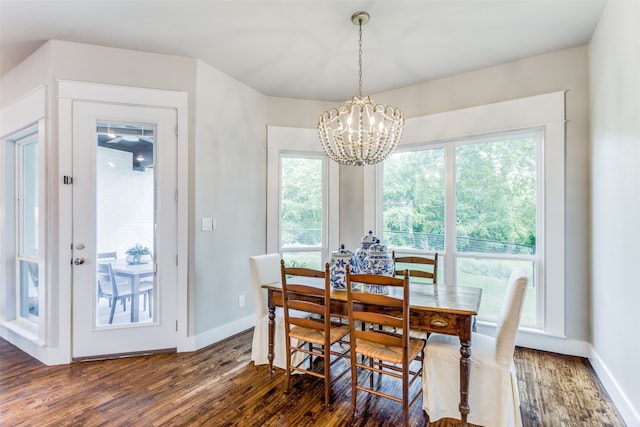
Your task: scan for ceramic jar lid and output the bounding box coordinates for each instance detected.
[332,243,354,258]
[367,243,388,256]
[360,230,379,247]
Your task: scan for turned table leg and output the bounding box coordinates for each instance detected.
[459,332,472,426]
[267,292,276,376]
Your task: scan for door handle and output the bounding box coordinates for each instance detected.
[74,257,85,265]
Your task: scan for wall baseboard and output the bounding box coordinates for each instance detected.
[191,315,255,351]
[0,322,70,366]
[590,348,640,427]
[469,324,639,426]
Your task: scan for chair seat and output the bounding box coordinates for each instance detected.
[355,335,425,365]
[289,322,349,345]
[139,281,154,292]
[423,269,527,427]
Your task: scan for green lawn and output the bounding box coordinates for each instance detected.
[457,271,536,325]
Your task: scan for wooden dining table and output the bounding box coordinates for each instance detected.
[263,279,482,427]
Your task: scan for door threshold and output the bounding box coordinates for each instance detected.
[73,347,176,362]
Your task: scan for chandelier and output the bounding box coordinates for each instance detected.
[318,11,404,167]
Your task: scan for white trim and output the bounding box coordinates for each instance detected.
[175,101,189,351]
[57,81,187,109]
[0,86,46,139]
[57,80,188,363]
[590,347,640,426]
[401,91,565,144]
[0,86,49,356]
[365,91,566,338]
[192,315,255,351]
[479,322,640,425]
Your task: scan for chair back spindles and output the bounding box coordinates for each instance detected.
[280,260,350,407]
[345,265,424,426]
[392,251,438,284]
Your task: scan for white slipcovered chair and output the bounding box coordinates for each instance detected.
[422,269,529,427]
[249,253,303,370]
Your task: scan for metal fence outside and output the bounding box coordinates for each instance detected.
[283,229,535,255]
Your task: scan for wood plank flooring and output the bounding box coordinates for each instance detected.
[0,330,625,426]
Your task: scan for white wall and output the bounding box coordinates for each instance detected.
[589,1,640,424]
[191,60,269,345]
[269,45,592,345]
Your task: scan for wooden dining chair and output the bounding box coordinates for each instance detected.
[422,269,529,427]
[97,251,153,315]
[280,260,350,407]
[392,251,438,284]
[345,265,425,426]
[391,251,439,339]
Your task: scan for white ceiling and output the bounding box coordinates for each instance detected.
[0,0,606,102]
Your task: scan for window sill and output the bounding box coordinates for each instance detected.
[2,318,44,346]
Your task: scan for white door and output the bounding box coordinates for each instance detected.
[72,101,178,359]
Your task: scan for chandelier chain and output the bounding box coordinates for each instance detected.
[358,18,363,98]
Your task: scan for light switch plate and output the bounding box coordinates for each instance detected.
[201,217,213,231]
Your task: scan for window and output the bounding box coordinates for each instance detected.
[368,92,566,336]
[382,131,539,325]
[1,86,46,342]
[267,126,339,267]
[16,130,40,322]
[2,123,42,328]
[280,155,325,269]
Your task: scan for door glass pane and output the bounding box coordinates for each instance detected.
[95,123,155,326]
[280,156,323,268]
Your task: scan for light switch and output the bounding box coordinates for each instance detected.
[201,217,214,231]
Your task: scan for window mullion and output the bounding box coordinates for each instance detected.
[444,143,456,284]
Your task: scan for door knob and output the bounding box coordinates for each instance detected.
[74,257,85,265]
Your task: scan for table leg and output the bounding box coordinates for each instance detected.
[459,337,471,427]
[267,292,276,376]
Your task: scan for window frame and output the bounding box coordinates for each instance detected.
[365,92,565,337]
[1,86,47,343]
[267,126,339,265]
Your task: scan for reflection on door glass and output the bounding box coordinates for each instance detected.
[95,123,155,326]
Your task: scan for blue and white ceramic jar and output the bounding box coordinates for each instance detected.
[354,230,379,273]
[363,243,395,294]
[329,244,356,291]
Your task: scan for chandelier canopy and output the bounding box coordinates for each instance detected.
[318,11,404,167]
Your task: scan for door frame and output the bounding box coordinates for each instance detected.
[58,80,189,361]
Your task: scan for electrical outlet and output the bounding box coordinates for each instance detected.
[238,294,245,308]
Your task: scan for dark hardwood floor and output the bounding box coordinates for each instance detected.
[0,330,625,426]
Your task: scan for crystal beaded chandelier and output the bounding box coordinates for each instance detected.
[318,11,404,167]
